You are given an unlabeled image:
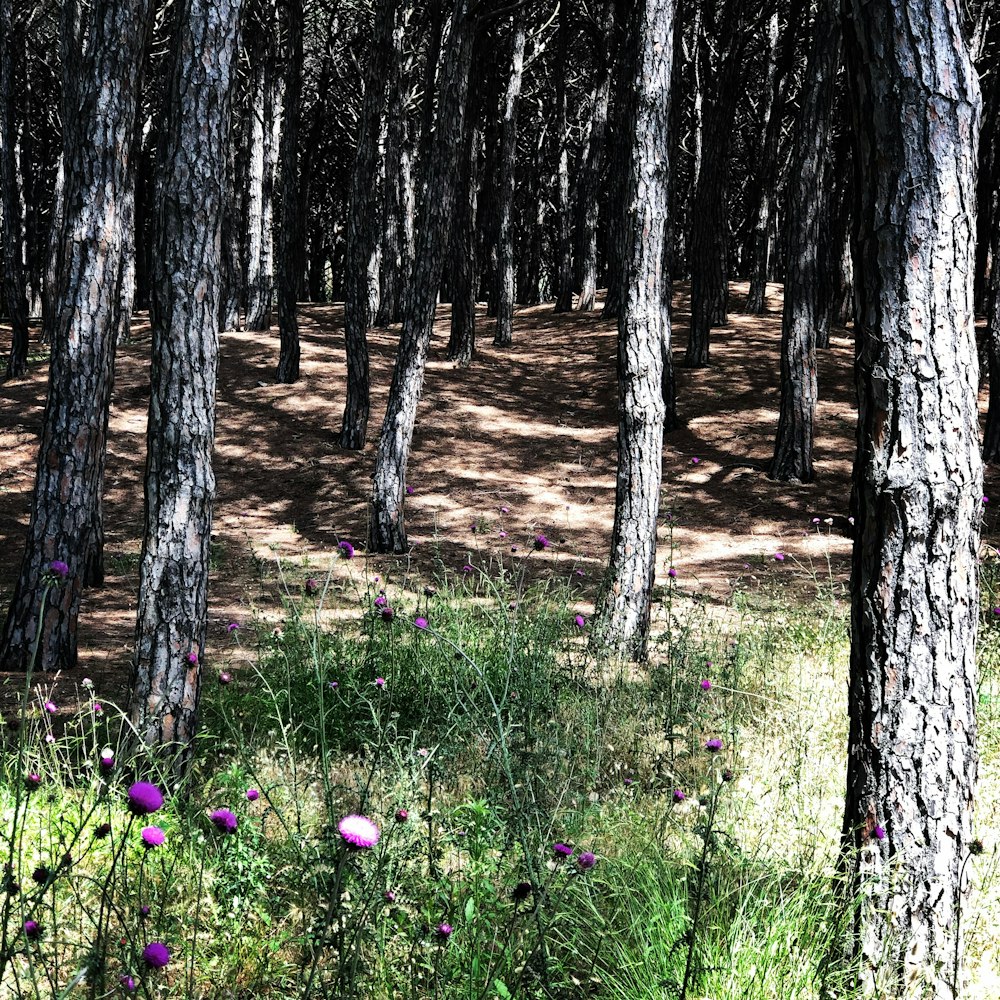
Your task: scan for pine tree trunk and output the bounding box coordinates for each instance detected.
[594,0,673,662]
[369,0,475,553]
[0,0,153,672]
[131,0,242,759]
[1,0,29,380]
[769,2,840,484]
[983,225,1000,462]
[448,116,479,366]
[340,0,398,449]
[275,0,303,383]
[840,4,982,996]
[553,10,574,313]
[220,120,243,330]
[493,18,526,347]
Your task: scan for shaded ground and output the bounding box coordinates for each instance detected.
[2,282,984,710]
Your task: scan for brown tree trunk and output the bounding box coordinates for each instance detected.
[369,0,475,553]
[0,0,153,672]
[493,17,526,347]
[131,0,242,759]
[275,0,303,383]
[448,114,480,366]
[840,3,982,996]
[769,1,840,484]
[593,0,673,662]
[340,0,398,449]
[553,9,574,313]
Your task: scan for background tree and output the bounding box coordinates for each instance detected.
[840,2,982,996]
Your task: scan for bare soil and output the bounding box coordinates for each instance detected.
[1,283,992,712]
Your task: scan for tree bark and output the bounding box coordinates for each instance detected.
[1,0,29,380]
[0,0,153,672]
[131,0,242,760]
[447,114,479,366]
[593,0,673,662]
[369,0,475,553]
[275,0,303,383]
[553,8,574,313]
[769,1,840,484]
[983,219,1000,462]
[840,4,982,997]
[492,17,526,347]
[340,0,398,449]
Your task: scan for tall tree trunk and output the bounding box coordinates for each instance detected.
[0,0,153,672]
[840,4,982,997]
[818,117,854,342]
[220,117,243,330]
[340,0,398,449]
[1,0,29,380]
[369,0,475,552]
[593,0,673,662]
[983,213,1000,462]
[131,0,242,760]
[576,1,613,313]
[276,0,303,383]
[493,18,526,347]
[448,115,479,366]
[553,9,574,313]
[769,2,840,484]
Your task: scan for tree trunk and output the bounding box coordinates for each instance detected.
[493,18,526,347]
[340,0,398,449]
[553,9,574,313]
[275,0,303,383]
[593,0,673,662]
[840,4,982,997]
[983,221,1000,462]
[0,0,153,672]
[448,115,479,366]
[769,1,840,484]
[369,0,475,553]
[131,0,242,760]
[1,0,29,380]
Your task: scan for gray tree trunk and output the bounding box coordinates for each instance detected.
[131,0,242,759]
[593,0,673,662]
[840,3,982,996]
[553,10,574,313]
[448,115,480,366]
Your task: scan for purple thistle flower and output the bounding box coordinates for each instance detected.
[142,942,170,969]
[338,540,355,559]
[384,890,396,902]
[691,457,700,465]
[246,788,260,802]
[436,922,453,939]
[406,485,414,495]
[99,751,115,772]
[186,651,198,664]
[553,843,574,859]
[722,768,735,782]
[380,606,394,622]
[374,594,387,607]
[396,808,409,822]
[574,614,586,628]
[25,773,41,791]
[140,905,151,917]
[338,814,380,849]
[774,552,785,562]
[210,808,238,834]
[49,560,69,578]
[577,851,597,870]
[462,564,473,574]
[534,534,550,551]
[128,782,164,815]
[120,975,137,993]
[44,700,57,714]
[375,676,386,688]
[141,826,166,848]
[218,671,232,685]
[227,621,240,632]
[93,702,103,713]
[668,568,677,579]
[673,789,686,803]
[705,738,723,752]
[700,679,712,691]
[24,919,41,939]
[305,578,319,596]
[415,617,428,630]
[873,824,886,841]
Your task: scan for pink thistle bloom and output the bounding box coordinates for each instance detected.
[375,677,386,688]
[209,808,238,833]
[436,922,453,939]
[338,814,380,849]
[142,942,170,969]
[141,826,166,848]
[691,457,700,465]
[44,700,57,714]
[128,782,164,815]
[415,617,428,630]
[577,851,597,870]
[774,552,785,562]
[186,651,198,664]
[668,568,677,578]
[700,679,712,691]
[246,788,260,801]
[574,614,585,628]
[227,622,240,632]
[705,738,723,752]
[672,789,686,803]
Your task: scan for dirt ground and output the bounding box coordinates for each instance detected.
[1,284,993,709]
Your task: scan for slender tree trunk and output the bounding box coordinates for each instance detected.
[769,2,840,484]
[983,222,1000,462]
[493,18,526,346]
[369,0,475,553]
[818,118,854,342]
[448,116,479,366]
[276,0,303,383]
[1,0,29,380]
[340,0,398,449]
[553,10,574,313]
[593,0,673,662]
[0,0,153,672]
[131,0,242,760]
[840,4,982,997]
[220,118,243,330]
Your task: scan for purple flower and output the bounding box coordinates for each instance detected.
[700,679,712,691]
[305,578,319,596]
[120,975,137,993]
[415,617,428,630]
[140,905,151,917]
[668,568,677,579]
[93,702,103,714]
[374,594,387,607]
[128,782,164,815]
[210,808,238,834]
[218,671,232,685]
[673,789,686,803]
[246,788,260,802]
[705,738,723,753]
[384,890,396,903]
[436,922,453,939]
[774,552,785,562]
[396,808,409,822]
[142,942,170,969]
[141,826,166,848]
[24,919,41,939]
[338,814,380,849]
[186,651,198,664]
[553,843,573,859]
[375,677,386,688]
[534,534,550,551]
[873,824,886,841]
[49,560,69,578]
[406,485,414,495]
[380,606,394,622]
[577,851,597,870]
[500,505,509,514]
[722,769,735,783]
[100,751,115,772]
[25,773,41,791]
[691,457,700,465]
[462,564,473,574]
[227,622,240,632]
[983,496,990,504]
[338,540,355,559]
[574,614,586,628]
[44,700,57,714]
[498,530,508,539]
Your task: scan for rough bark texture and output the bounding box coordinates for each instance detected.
[448,116,479,366]
[1,0,29,380]
[769,1,840,484]
[492,18,526,347]
[340,0,397,449]
[553,10,574,313]
[0,0,153,672]
[131,0,241,759]
[275,0,303,383]
[840,3,982,997]
[983,219,1000,462]
[369,0,474,553]
[593,0,672,662]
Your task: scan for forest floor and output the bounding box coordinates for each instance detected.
[1,283,994,711]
